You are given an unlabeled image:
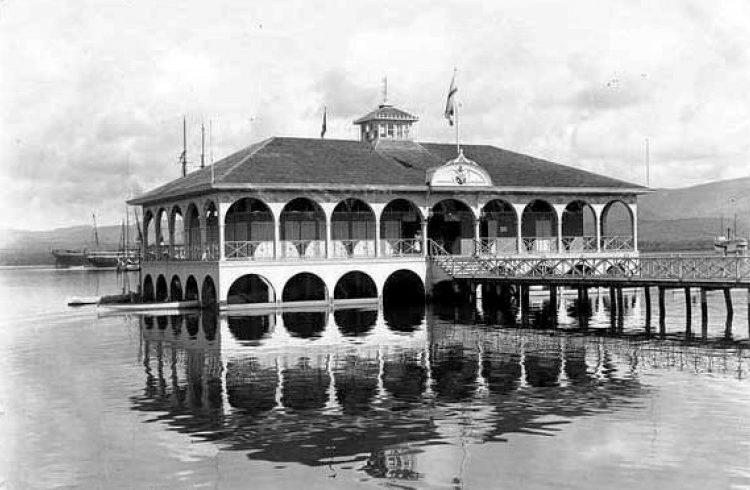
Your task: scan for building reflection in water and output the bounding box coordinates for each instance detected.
[129,298,745,483]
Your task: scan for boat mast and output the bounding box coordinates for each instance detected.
[200,122,205,169]
[92,213,100,247]
[180,116,188,177]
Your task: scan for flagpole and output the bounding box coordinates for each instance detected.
[455,68,460,156]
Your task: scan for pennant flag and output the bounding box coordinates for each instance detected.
[444,71,458,126]
[320,106,327,138]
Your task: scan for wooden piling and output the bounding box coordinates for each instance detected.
[658,286,666,337]
[747,288,750,339]
[550,286,558,327]
[520,284,530,327]
[616,287,624,331]
[609,286,617,330]
[700,288,708,340]
[684,287,692,339]
[644,286,652,334]
[724,288,734,339]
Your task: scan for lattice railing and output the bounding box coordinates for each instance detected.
[225,240,275,260]
[381,238,424,256]
[331,239,376,258]
[562,236,597,252]
[475,238,518,256]
[429,246,750,283]
[522,237,558,253]
[280,240,326,259]
[602,236,635,251]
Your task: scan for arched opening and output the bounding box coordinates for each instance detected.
[521,200,557,253]
[170,275,183,301]
[185,313,200,337]
[227,274,275,304]
[601,200,634,250]
[282,272,327,303]
[185,203,201,260]
[170,315,183,335]
[331,198,376,258]
[279,198,326,259]
[562,201,597,252]
[224,197,274,259]
[201,276,217,307]
[228,315,275,344]
[155,275,168,302]
[380,199,423,256]
[383,270,425,306]
[334,309,377,337]
[143,210,155,260]
[155,208,168,260]
[333,271,377,300]
[479,199,517,255]
[204,201,219,260]
[171,206,185,260]
[428,199,475,255]
[282,311,328,338]
[185,275,199,301]
[382,270,425,332]
[142,275,154,302]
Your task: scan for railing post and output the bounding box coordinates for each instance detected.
[374,212,381,258]
[422,219,428,257]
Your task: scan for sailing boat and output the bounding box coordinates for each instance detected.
[117,207,141,271]
[714,213,748,255]
[85,213,119,268]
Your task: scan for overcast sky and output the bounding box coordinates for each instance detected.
[2,0,750,230]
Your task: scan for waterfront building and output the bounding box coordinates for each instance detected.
[129,101,646,308]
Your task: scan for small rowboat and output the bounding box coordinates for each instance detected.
[97,300,201,311]
[67,296,102,306]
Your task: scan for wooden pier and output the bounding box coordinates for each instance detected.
[429,242,750,340]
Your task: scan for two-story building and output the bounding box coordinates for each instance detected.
[129,101,645,309]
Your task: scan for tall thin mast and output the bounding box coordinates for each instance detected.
[92,213,100,247]
[454,68,460,156]
[645,137,650,187]
[180,116,187,177]
[200,122,205,168]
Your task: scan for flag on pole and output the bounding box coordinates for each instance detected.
[444,71,458,126]
[320,106,327,138]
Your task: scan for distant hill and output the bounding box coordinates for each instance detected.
[1,176,748,264]
[638,176,750,251]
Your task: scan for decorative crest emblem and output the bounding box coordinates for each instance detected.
[453,165,468,185]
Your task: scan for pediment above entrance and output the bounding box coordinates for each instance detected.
[426,150,493,187]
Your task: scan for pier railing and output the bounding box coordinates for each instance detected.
[429,240,750,284]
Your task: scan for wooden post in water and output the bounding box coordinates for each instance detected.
[658,286,666,337]
[520,284,530,327]
[700,288,708,340]
[724,288,734,339]
[684,287,692,339]
[644,286,652,334]
[609,285,617,330]
[747,288,750,339]
[550,286,558,327]
[616,287,624,332]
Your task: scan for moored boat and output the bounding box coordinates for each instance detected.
[51,249,87,267]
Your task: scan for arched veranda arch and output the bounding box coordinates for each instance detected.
[601,201,635,250]
[521,200,557,253]
[224,198,274,260]
[562,201,597,252]
[428,199,475,255]
[204,201,219,260]
[185,203,201,260]
[280,198,326,259]
[227,274,276,305]
[479,199,517,255]
[331,198,375,258]
[380,199,423,256]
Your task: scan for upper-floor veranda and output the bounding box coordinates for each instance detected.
[139,189,638,264]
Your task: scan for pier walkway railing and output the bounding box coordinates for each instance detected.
[429,241,750,287]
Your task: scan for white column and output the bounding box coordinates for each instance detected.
[422,215,429,256]
[591,203,605,253]
[630,203,638,252]
[198,213,207,261]
[512,203,526,254]
[553,203,566,253]
[320,202,336,259]
[268,203,286,261]
[218,201,229,261]
[370,202,386,258]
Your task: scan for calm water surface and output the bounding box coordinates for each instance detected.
[1,267,749,489]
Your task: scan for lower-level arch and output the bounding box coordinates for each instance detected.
[282,311,328,338]
[155,275,168,302]
[334,271,377,300]
[185,275,199,301]
[142,275,154,302]
[382,269,425,306]
[170,275,183,301]
[227,274,276,304]
[282,272,328,303]
[201,276,217,308]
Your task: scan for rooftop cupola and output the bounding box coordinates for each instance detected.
[353,103,418,144]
